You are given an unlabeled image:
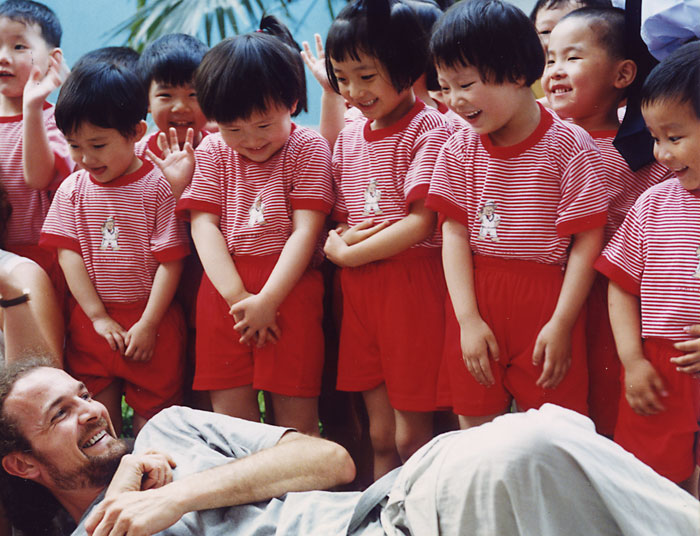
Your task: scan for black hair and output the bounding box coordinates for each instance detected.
[0,0,60,47]
[0,358,66,535]
[73,46,140,71]
[529,0,611,22]
[559,7,626,59]
[641,41,700,119]
[137,34,208,90]
[55,61,148,138]
[325,0,429,93]
[431,0,544,86]
[195,15,306,122]
[404,0,443,91]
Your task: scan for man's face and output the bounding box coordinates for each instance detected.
[3,368,127,491]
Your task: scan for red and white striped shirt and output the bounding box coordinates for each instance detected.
[590,131,671,244]
[40,160,189,303]
[177,125,333,257]
[332,99,453,249]
[426,105,607,265]
[0,104,73,245]
[596,178,700,341]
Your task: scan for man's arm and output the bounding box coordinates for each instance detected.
[84,431,356,536]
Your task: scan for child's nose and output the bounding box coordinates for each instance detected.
[172,98,190,112]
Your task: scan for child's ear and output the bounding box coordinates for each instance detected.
[613,59,637,90]
[290,100,298,115]
[49,47,63,65]
[2,452,41,480]
[132,120,148,142]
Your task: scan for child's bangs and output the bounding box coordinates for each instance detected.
[150,59,198,89]
[325,18,371,66]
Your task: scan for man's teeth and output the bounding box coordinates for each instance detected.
[83,430,106,448]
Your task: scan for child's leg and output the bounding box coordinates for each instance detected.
[394,409,433,462]
[458,412,503,430]
[210,385,260,422]
[132,413,148,436]
[270,394,320,437]
[94,380,124,436]
[363,384,401,480]
[680,465,699,498]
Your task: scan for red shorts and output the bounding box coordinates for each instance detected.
[66,300,185,419]
[586,274,620,436]
[614,338,700,483]
[194,255,324,397]
[442,255,589,416]
[336,249,445,412]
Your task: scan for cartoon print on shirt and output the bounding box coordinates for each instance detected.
[477,200,500,242]
[100,216,120,250]
[363,178,383,216]
[248,196,267,227]
[694,245,700,279]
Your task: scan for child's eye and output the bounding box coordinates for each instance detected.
[546,59,555,66]
[360,74,375,81]
[669,136,682,142]
[157,93,171,99]
[440,86,450,93]
[80,391,91,400]
[259,124,271,129]
[14,43,27,50]
[92,144,106,149]
[460,83,473,89]
[567,56,581,61]
[336,76,347,84]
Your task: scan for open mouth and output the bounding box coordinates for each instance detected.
[463,109,481,120]
[170,120,192,128]
[358,98,377,108]
[550,85,572,95]
[82,429,107,449]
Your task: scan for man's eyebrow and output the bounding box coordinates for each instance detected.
[44,382,87,418]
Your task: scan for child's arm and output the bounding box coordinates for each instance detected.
[22,56,67,189]
[57,248,127,353]
[442,218,500,386]
[323,199,435,267]
[301,35,345,148]
[532,227,603,389]
[230,209,326,347]
[124,259,183,361]
[146,128,195,200]
[608,281,668,415]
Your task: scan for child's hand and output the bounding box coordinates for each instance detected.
[324,229,351,266]
[124,319,157,361]
[622,357,668,416]
[533,319,572,389]
[92,315,128,354]
[146,127,196,200]
[301,34,333,93]
[339,218,391,246]
[672,325,700,376]
[23,55,68,110]
[460,317,499,386]
[229,294,281,348]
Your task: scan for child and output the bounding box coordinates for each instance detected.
[170,17,332,437]
[73,46,140,71]
[0,0,71,297]
[595,41,700,493]
[136,33,209,200]
[322,0,453,479]
[426,0,607,429]
[529,0,611,52]
[39,61,189,435]
[543,7,672,436]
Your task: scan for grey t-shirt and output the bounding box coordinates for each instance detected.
[72,406,375,536]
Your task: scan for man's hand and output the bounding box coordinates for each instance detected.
[146,127,196,200]
[533,318,572,389]
[460,317,499,386]
[85,486,185,536]
[105,451,176,499]
[124,319,157,361]
[92,315,127,354]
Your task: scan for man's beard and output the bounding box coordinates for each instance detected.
[34,420,130,490]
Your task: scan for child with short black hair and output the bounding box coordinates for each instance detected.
[322,0,453,479]
[136,33,208,200]
[426,0,607,429]
[595,41,700,494]
[166,16,332,437]
[0,0,71,297]
[39,61,189,435]
[73,46,140,71]
[543,7,672,436]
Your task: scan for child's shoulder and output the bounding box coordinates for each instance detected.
[539,108,600,159]
[637,176,685,204]
[287,124,329,149]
